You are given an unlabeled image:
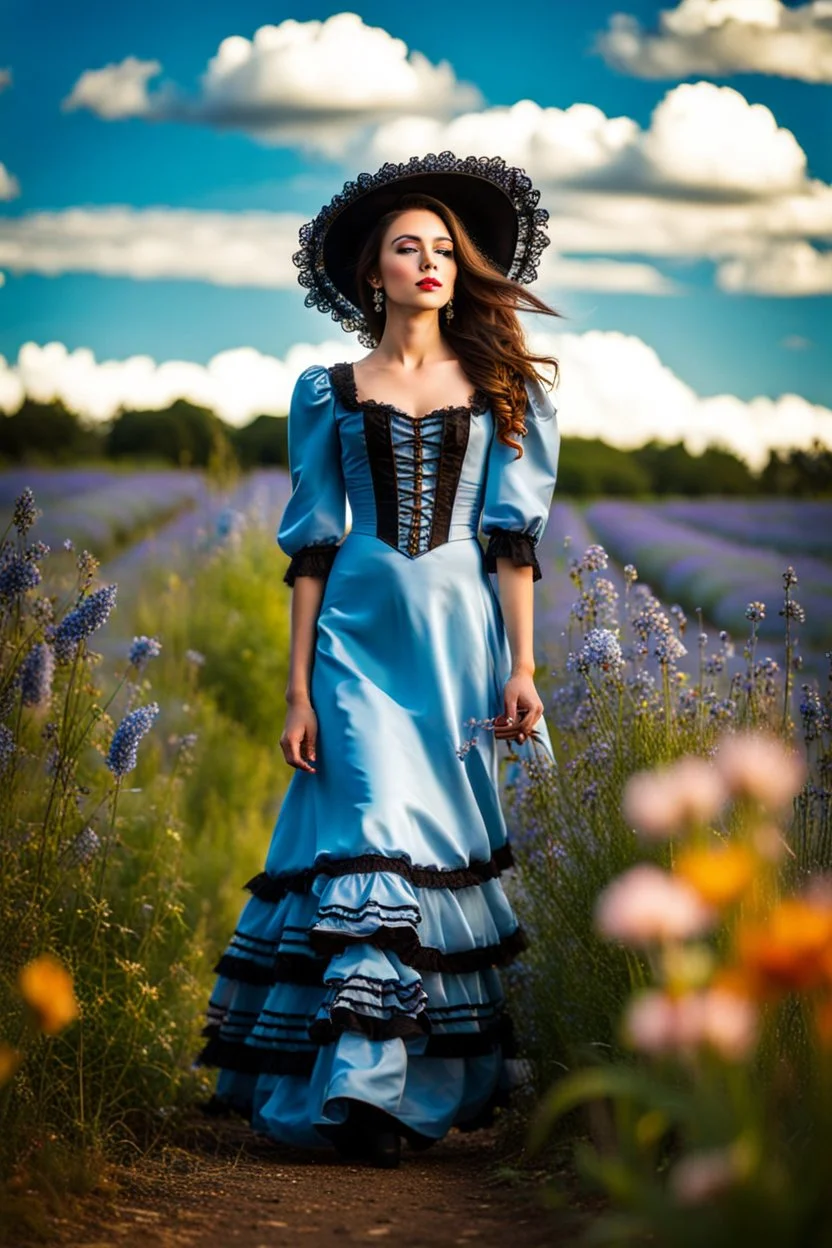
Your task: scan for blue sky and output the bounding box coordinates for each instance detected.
[1,0,830,466]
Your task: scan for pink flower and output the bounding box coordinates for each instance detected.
[715,731,806,811]
[622,757,728,839]
[595,864,716,947]
[670,1148,739,1206]
[622,987,758,1063]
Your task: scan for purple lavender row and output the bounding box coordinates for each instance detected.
[659,500,832,560]
[0,468,119,507]
[586,501,831,644]
[32,472,206,556]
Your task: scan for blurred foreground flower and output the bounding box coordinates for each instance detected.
[595,864,716,946]
[0,1044,22,1086]
[18,954,79,1035]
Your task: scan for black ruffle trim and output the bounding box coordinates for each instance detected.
[194,1009,516,1075]
[213,926,528,986]
[283,543,340,587]
[307,923,529,972]
[484,529,542,582]
[308,1007,432,1045]
[244,843,515,904]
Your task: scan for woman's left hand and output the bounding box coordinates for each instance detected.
[494,671,544,744]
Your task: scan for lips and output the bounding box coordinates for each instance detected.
[416,279,441,289]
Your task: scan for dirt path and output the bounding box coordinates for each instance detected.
[36,1112,575,1248]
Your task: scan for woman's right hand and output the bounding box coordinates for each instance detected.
[279,698,319,773]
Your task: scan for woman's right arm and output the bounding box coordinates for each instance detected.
[277,365,348,773]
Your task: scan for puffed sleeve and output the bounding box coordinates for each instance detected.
[277,364,348,587]
[480,374,560,582]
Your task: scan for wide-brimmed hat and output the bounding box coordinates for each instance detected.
[292,151,551,348]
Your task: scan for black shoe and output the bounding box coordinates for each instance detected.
[367,1128,401,1169]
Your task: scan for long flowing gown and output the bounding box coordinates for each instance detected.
[194,359,560,1149]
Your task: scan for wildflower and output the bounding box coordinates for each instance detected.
[0,724,15,774]
[106,702,160,777]
[737,897,832,995]
[782,566,798,588]
[216,508,246,541]
[18,954,79,1035]
[20,643,55,707]
[670,604,687,635]
[715,730,806,811]
[654,632,687,666]
[675,844,756,909]
[185,648,206,667]
[129,635,162,669]
[579,544,608,573]
[745,602,765,622]
[595,864,716,947]
[780,599,806,623]
[0,554,41,601]
[622,757,728,839]
[623,986,757,1062]
[623,564,638,585]
[13,487,39,537]
[63,538,74,551]
[670,1148,741,1206]
[60,827,102,867]
[52,584,117,662]
[569,628,624,679]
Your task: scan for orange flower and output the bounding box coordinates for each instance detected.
[737,899,832,997]
[676,844,757,908]
[0,1044,21,1085]
[18,954,79,1035]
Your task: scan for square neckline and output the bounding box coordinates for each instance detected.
[329,360,490,423]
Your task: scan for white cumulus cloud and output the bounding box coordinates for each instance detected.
[0,162,20,201]
[0,206,678,295]
[2,333,829,472]
[368,82,809,199]
[597,0,832,83]
[62,14,482,156]
[717,241,832,294]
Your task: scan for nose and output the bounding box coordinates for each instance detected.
[421,256,436,270]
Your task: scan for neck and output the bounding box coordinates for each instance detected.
[373,306,452,367]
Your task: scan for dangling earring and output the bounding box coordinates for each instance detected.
[372,286,385,312]
[444,297,454,323]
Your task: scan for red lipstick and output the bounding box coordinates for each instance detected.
[416,278,441,289]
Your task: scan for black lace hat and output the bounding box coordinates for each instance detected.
[292,151,551,349]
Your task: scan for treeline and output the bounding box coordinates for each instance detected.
[1,397,830,497]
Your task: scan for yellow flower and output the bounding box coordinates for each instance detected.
[675,844,757,908]
[0,1045,21,1085]
[18,954,79,1035]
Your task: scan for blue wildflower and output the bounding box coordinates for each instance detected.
[745,601,766,622]
[106,702,160,777]
[20,642,55,707]
[52,584,117,662]
[0,554,41,601]
[569,628,624,678]
[129,635,162,669]
[579,544,608,573]
[654,631,687,666]
[217,508,246,541]
[13,488,38,537]
[60,826,102,867]
[0,723,14,773]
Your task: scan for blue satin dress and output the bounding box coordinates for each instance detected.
[195,359,560,1149]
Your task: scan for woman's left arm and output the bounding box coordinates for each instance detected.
[494,563,542,744]
[480,373,561,744]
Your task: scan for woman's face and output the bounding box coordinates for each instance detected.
[372,208,457,316]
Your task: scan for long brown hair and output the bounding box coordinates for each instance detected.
[353,192,562,456]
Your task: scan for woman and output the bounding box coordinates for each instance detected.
[195,152,562,1168]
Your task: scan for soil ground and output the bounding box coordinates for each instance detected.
[14,1109,582,1248]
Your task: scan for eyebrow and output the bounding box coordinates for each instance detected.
[390,233,453,244]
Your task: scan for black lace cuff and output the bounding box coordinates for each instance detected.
[283,543,340,587]
[484,529,542,582]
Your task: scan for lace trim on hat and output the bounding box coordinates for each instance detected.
[293,152,551,349]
